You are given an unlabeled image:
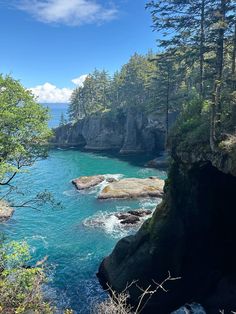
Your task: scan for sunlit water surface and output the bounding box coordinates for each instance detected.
[0,148,166,313]
[0,105,205,313]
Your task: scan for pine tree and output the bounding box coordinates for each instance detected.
[59,113,67,126]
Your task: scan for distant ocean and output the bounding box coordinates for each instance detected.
[42,103,68,128]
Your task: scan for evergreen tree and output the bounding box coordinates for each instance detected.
[59,113,67,126]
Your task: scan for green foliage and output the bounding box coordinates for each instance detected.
[146,0,236,151]
[0,241,53,314]
[112,52,157,110]
[59,113,67,126]
[68,69,111,121]
[68,51,184,125]
[0,75,52,186]
[169,97,211,151]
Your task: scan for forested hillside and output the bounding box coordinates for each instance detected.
[68,0,236,154]
[147,0,236,150]
[98,1,236,313]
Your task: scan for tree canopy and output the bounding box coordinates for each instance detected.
[147,0,236,150]
[68,0,236,151]
[0,75,52,186]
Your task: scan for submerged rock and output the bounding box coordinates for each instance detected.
[127,209,152,217]
[115,209,152,225]
[83,208,153,238]
[72,175,105,190]
[0,201,14,222]
[98,177,164,199]
[120,215,140,225]
[146,155,170,169]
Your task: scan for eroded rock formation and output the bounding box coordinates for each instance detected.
[52,109,177,154]
[97,143,236,313]
[98,177,164,199]
[72,175,105,190]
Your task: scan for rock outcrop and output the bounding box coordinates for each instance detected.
[97,141,236,313]
[115,210,152,225]
[145,152,170,169]
[52,109,177,154]
[98,177,164,199]
[0,201,14,222]
[72,175,105,190]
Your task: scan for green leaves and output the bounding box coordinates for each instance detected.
[69,69,111,121]
[0,75,52,186]
[0,241,54,314]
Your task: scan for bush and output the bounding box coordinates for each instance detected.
[169,97,211,151]
[0,240,53,314]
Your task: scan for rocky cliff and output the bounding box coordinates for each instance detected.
[97,137,236,313]
[52,109,176,154]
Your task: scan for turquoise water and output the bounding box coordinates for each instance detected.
[0,148,166,313]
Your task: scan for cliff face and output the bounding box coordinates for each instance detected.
[52,109,175,154]
[98,141,236,313]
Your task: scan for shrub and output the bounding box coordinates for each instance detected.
[0,241,53,314]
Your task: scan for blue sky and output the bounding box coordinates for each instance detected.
[0,0,157,102]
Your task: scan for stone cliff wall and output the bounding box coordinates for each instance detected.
[52,109,176,154]
[98,143,236,313]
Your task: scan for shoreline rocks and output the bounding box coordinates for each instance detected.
[83,208,153,233]
[52,109,179,155]
[145,153,170,169]
[98,177,164,200]
[0,201,14,222]
[72,175,105,190]
[97,154,236,313]
[71,175,164,200]
[115,209,152,225]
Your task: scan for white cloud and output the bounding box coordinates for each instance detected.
[72,74,88,86]
[30,74,88,103]
[17,0,117,26]
[30,82,72,103]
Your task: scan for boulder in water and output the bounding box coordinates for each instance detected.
[120,215,140,225]
[0,201,14,222]
[115,209,152,225]
[72,175,105,190]
[127,209,152,217]
[98,177,164,199]
[146,153,170,169]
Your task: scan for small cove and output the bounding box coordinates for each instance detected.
[0,147,166,313]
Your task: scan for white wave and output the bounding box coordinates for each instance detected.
[24,235,49,250]
[103,173,124,180]
[137,168,154,175]
[94,155,108,159]
[172,303,206,314]
[78,174,124,196]
[139,198,162,209]
[83,209,153,239]
[115,205,132,212]
[63,189,78,197]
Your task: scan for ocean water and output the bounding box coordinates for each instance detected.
[43,103,68,128]
[0,103,166,312]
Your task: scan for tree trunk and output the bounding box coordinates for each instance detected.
[165,66,170,148]
[199,0,205,97]
[210,0,226,151]
[232,20,236,90]
[232,22,236,75]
